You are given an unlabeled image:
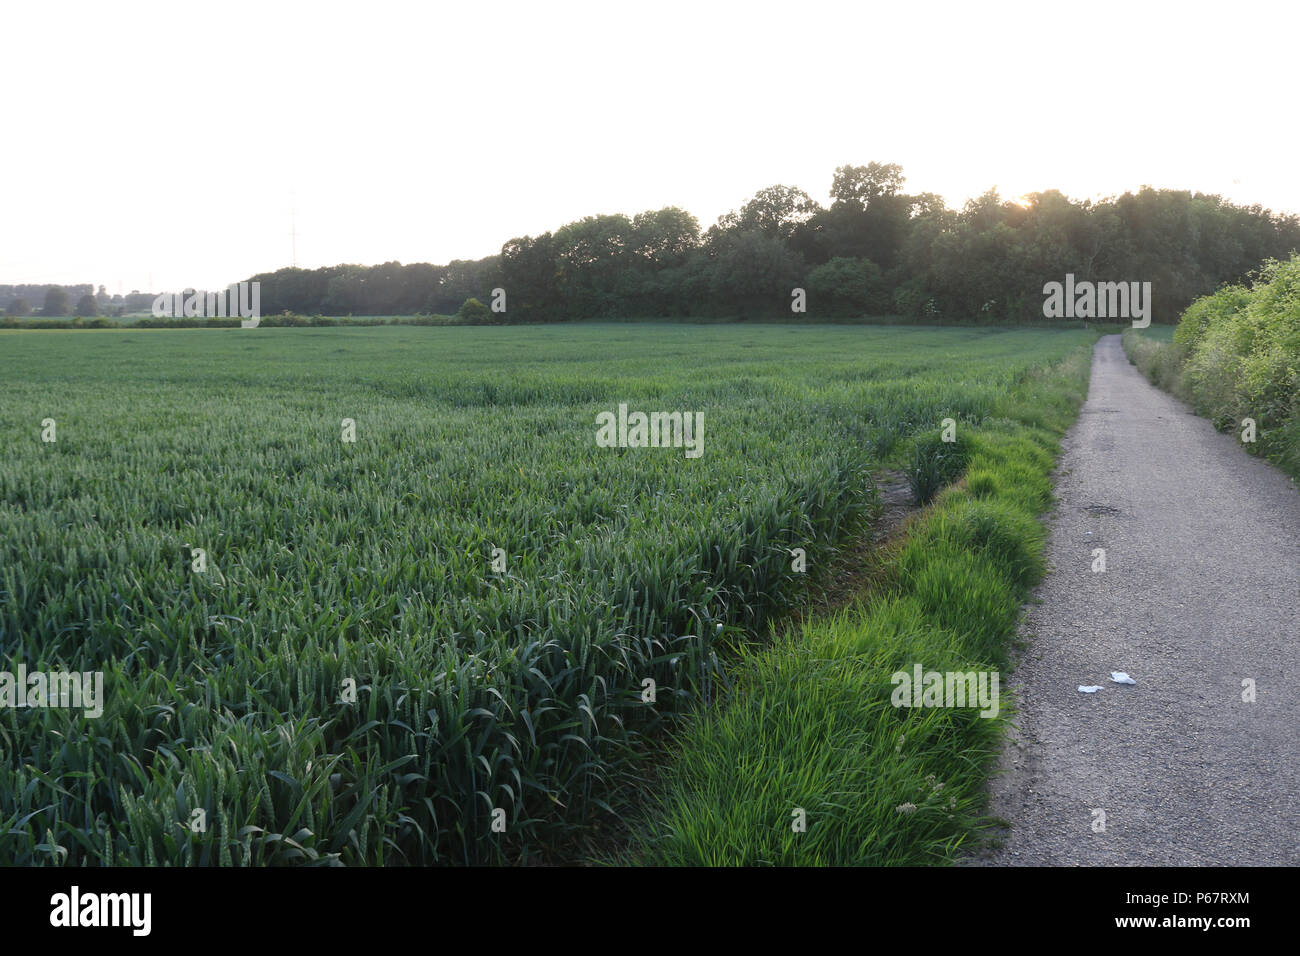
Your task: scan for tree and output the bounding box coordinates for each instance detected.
[630,207,700,267]
[708,230,805,318]
[814,164,913,268]
[5,297,31,317]
[830,163,906,210]
[430,257,499,315]
[715,185,820,242]
[42,287,70,316]
[75,294,98,317]
[499,232,560,320]
[552,214,634,317]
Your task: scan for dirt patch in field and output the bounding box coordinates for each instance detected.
[806,469,921,614]
[873,470,918,542]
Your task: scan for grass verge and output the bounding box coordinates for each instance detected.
[620,343,1094,865]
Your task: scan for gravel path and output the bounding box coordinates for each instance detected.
[979,334,1300,865]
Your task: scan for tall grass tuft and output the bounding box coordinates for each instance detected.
[906,432,972,504]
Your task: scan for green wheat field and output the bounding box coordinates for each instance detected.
[0,323,1096,865]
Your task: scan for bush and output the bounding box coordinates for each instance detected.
[261,310,309,327]
[457,297,492,323]
[1129,253,1300,482]
[1173,284,1252,354]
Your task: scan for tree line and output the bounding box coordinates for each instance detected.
[1,285,155,318]
[15,163,1299,324]
[248,164,1300,323]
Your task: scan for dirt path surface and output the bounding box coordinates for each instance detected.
[979,334,1300,865]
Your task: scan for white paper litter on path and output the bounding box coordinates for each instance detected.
[1110,672,1136,684]
[1078,685,1102,693]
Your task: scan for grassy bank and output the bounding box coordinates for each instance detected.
[626,344,1094,865]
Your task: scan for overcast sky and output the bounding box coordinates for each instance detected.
[4,0,1297,293]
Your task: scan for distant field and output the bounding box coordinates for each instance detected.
[0,313,439,329]
[0,323,1095,864]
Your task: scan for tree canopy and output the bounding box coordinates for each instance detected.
[235,165,1300,324]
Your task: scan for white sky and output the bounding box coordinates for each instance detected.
[3,0,1297,293]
